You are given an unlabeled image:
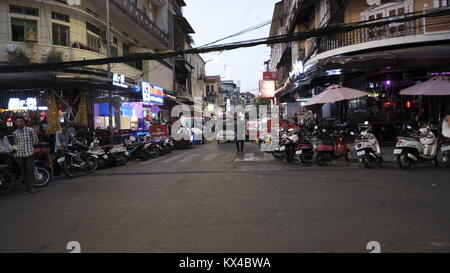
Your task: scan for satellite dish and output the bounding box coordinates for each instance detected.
[367,0,381,5]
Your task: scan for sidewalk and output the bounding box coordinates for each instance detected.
[348,145,397,162]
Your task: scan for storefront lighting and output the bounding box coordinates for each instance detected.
[326,69,342,76]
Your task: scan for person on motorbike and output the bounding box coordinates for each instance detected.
[54,123,84,176]
[0,126,15,168]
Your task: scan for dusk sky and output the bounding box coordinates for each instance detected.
[184,0,280,95]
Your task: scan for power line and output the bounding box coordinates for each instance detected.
[2,8,450,73]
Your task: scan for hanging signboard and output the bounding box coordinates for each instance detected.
[8,98,48,111]
[113,73,127,88]
[142,81,164,105]
[263,71,282,81]
[260,80,276,98]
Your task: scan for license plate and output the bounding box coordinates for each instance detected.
[357,150,366,157]
[280,146,286,151]
[393,149,402,155]
[57,157,65,163]
[442,146,450,152]
[295,150,302,155]
[103,155,109,159]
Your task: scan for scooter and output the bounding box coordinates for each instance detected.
[293,131,314,165]
[352,122,383,169]
[394,126,439,169]
[311,126,335,166]
[438,137,450,166]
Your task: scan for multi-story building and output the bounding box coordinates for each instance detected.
[0,0,202,130]
[269,0,450,128]
[221,80,240,107]
[240,92,256,106]
[205,75,223,107]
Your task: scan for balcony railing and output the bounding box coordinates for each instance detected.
[318,13,450,54]
[110,0,169,46]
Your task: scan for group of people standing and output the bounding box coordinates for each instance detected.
[0,117,84,194]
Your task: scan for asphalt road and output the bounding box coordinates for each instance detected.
[0,142,449,253]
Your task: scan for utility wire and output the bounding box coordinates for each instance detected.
[2,8,450,73]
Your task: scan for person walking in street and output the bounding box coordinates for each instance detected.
[234,113,244,153]
[13,116,39,193]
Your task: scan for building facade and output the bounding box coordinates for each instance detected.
[0,0,202,131]
[268,0,450,133]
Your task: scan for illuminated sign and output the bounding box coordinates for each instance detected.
[113,73,127,88]
[142,82,164,105]
[260,80,276,98]
[8,98,48,111]
[289,61,304,78]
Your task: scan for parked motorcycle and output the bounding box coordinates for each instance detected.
[0,155,51,196]
[352,122,383,169]
[311,126,335,166]
[124,136,154,161]
[56,144,98,178]
[394,126,439,169]
[439,137,450,166]
[293,131,314,165]
[88,140,128,168]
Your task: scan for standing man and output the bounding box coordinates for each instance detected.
[13,116,39,193]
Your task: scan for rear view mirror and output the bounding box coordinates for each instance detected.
[364,121,369,125]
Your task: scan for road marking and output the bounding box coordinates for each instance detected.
[159,154,185,164]
[243,153,255,161]
[202,153,219,162]
[221,153,236,162]
[179,153,201,163]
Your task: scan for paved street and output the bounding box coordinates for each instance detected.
[0,142,450,253]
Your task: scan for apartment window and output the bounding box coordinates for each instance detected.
[389,10,396,17]
[10,5,39,16]
[11,18,38,42]
[52,23,70,46]
[398,8,405,15]
[87,33,100,53]
[206,85,210,93]
[211,85,215,93]
[110,37,118,57]
[435,0,450,7]
[86,22,101,53]
[52,12,70,23]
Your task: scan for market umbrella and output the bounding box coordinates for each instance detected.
[400,76,450,122]
[75,93,88,128]
[304,84,369,106]
[46,92,61,135]
[399,76,450,96]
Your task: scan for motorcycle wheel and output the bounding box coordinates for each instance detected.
[63,161,77,178]
[301,153,313,165]
[272,151,283,160]
[0,175,15,196]
[85,157,98,174]
[34,167,51,187]
[362,155,375,169]
[398,153,412,169]
[117,154,128,166]
[292,156,302,165]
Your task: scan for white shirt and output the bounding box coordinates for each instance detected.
[0,136,14,153]
[443,121,450,138]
